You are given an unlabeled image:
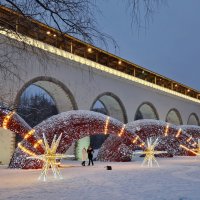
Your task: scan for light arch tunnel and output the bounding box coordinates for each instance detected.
[0,108,199,169]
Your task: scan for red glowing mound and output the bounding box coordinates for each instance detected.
[97,120,196,161]
[9,110,140,169]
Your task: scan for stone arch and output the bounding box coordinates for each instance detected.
[166,108,183,125]
[134,102,159,120]
[187,113,199,126]
[77,92,128,160]
[14,76,78,159]
[14,76,78,113]
[91,92,128,123]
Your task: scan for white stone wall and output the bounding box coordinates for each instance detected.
[0,35,200,164]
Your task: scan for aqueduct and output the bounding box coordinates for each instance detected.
[0,6,200,165]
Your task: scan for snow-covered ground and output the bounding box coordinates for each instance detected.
[0,157,200,200]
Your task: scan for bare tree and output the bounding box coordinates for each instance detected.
[0,0,113,45]
[0,0,165,106]
[126,0,166,28]
[0,0,165,44]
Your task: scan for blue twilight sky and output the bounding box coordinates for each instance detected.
[96,0,200,90]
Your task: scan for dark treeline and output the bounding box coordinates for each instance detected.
[17,92,58,127]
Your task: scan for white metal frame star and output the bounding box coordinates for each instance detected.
[28,133,67,181]
[134,137,167,167]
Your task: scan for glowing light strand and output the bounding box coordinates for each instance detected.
[132,136,139,144]
[175,128,182,138]
[18,143,36,156]
[33,139,43,148]
[164,124,169,137]
[180,144,198,156]
[0,29,199,104]
[2,111,15,129]
[24,129,35,139]
[180,139,200,156]
[118,124,125,137]
[186,136,193,143]
[104,116,110,135]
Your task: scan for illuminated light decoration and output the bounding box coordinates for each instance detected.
[10,111,140,168]
[194,139,200,154]
[139,142,145,147]
[118,124,125,137]
[104,116,110,135]
[2,111,15,129]
[98,119,198,162]
[176,128,182,138]
[5,110,198,169]
[192,142,197,147]
[24,129,35,139]
[28,133,67,181]
[33,139,43,148]
[1,30,200,104]
[132,136,139,144]
[46,31,51,35]
[180,144,199,156]
[186,136,192,143]
[164,124,169,137]
[87,47,92,53]
[118,60,122,65]
[135,137,167,167]
[18,143,36,157]
[53,34,56,37]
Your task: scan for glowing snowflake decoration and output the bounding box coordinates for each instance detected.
[135,137,167,167]
[28,133,67,181]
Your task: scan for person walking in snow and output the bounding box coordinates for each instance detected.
[87,146,94,166]
[81,147,87,166]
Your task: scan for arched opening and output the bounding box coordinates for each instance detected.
[187,113,199,126]
[166,108,182,125]
[91,93,127,123]
[15,76,77,151]
[134,102,159,120]
[75,92,127,160]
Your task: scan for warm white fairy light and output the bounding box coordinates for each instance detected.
[1,29,200,104]
[28,133,67,181]
[104,116,110,135]
[134,137,167,167]
[132,136,139,144]
[180,139,200,156]
[186,136,193,143]
[2,111,15,129]
[164,124,169,137]
[33,139,43,148]
[118,124,125,137]
[180,144,199,156]
[175,128,182,138]
[24,129,35,139]
[18,143,36,157]
[139,142,145,148]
